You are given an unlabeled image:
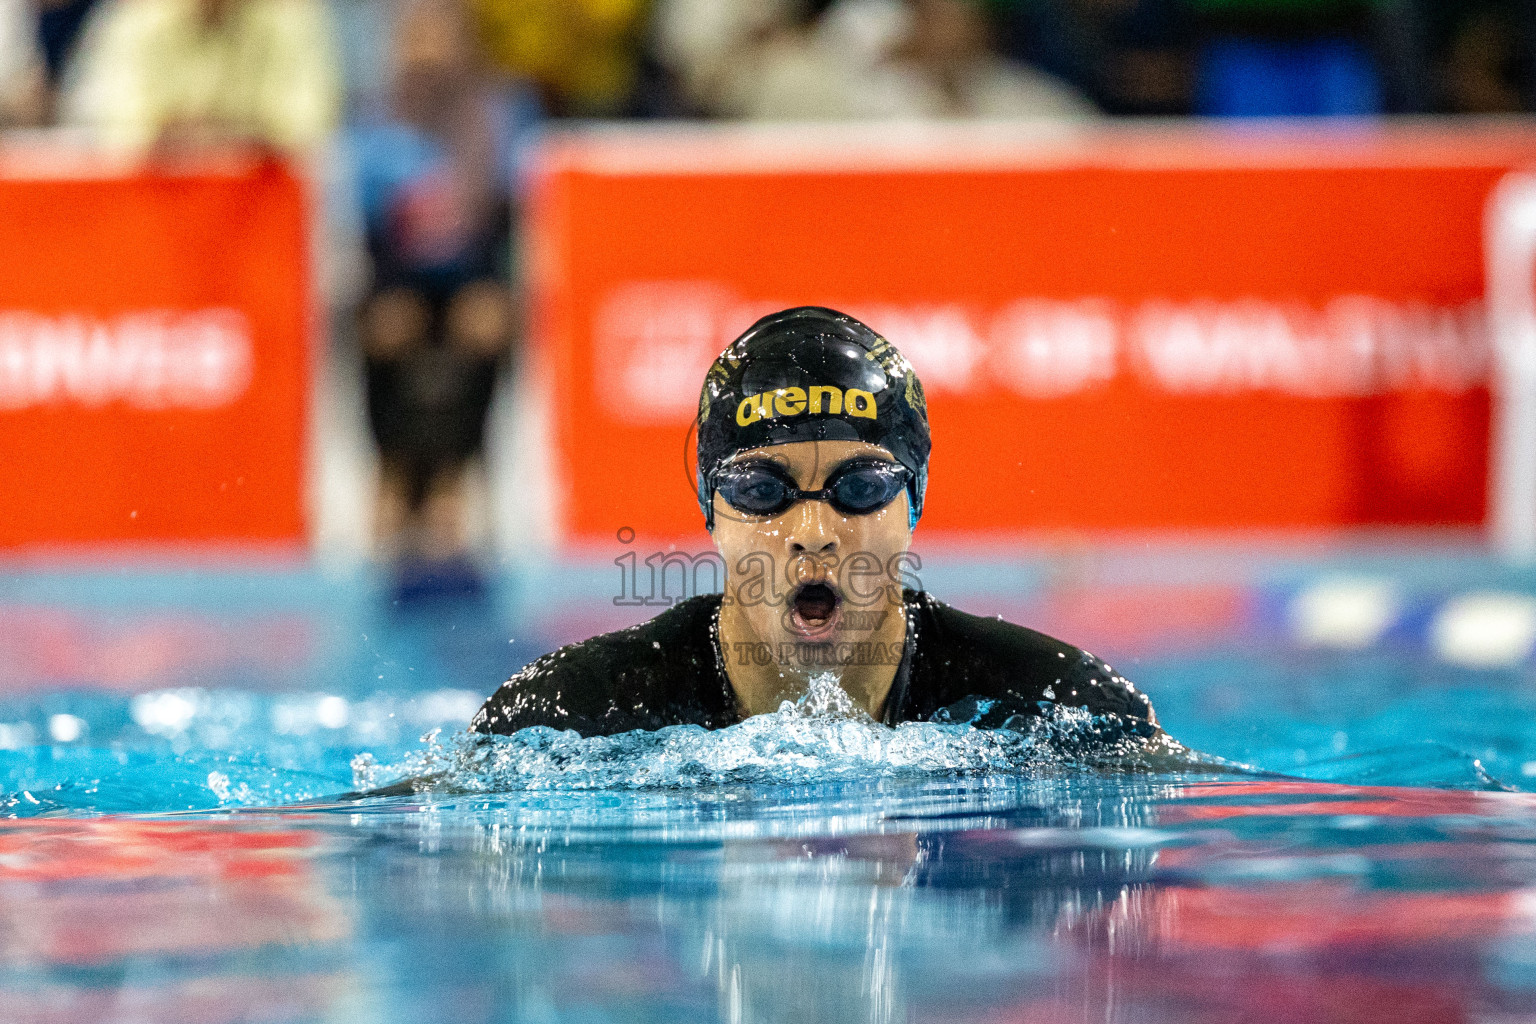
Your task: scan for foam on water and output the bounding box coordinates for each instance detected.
[352,674,1220,796]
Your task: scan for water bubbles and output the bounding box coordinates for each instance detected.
[205,770,252,804]
[351,751,378,791]
[789,673,869,719]
[359,677,1195,797]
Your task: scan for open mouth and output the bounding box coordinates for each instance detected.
[788,582,842,639]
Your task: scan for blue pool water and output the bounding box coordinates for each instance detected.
[3,542,1536,1021]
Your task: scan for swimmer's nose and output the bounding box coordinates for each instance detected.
[786,497,838,555]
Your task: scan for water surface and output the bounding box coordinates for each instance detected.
[3,548,1536,1021]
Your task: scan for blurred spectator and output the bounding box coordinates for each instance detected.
[887,0,1099,116]
[0,0,105,126]
[1369,0,1431,112]
[60,0,341,156]
[994,0,1195,115]
[469,0,664,116]
[328,0,400,116]
[37,1,101,84]
[349,0,533,569]
[658,0,1097,120]
[1060,0,1536,116]
[652,0,796,113]
[0,0,46,125]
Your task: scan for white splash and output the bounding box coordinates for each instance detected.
[358,675,1191,796]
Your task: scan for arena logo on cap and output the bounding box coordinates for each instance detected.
[736,385,877,426]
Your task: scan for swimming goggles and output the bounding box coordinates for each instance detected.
[714,458,912,519]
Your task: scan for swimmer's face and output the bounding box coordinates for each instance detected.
[712,439,912,651]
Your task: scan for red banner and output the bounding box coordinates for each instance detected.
[530,125,1536,546]
[0,157,310,548]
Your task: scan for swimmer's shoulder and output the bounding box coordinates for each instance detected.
[905,589,1158,727]
[471,594,733,737]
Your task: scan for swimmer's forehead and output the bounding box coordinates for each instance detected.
[723,440,897,468]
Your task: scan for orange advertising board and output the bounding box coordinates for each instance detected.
[530,125,1536,546]
[0,157,309,548]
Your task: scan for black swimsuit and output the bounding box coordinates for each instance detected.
[471,590,1159,738]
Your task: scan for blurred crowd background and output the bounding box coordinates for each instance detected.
[4,0,1533,137]
[1,0,1532,585]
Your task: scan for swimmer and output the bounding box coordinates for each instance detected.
[472,307,1160,737]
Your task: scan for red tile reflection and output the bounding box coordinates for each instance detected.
[1161,780,1536,823]
[0,818,354,1024]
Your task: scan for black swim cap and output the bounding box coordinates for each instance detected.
[696,306,931,531]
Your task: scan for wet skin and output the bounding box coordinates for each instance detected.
[712,439,912,719]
